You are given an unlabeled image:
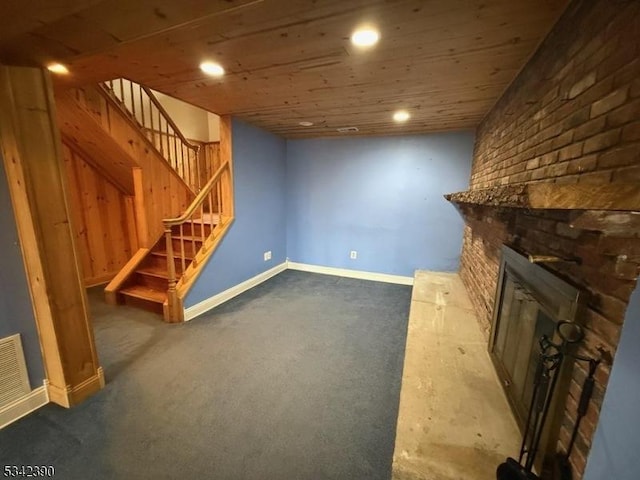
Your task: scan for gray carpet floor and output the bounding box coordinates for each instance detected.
[0,270,411,480]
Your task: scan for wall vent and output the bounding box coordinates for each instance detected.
[336,126,359,133]
[0,334,31,408]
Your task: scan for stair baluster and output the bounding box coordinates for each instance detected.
[98,81,231,323]
[162,159,232,321]
[164,226,180,322]
[100,78,202,193]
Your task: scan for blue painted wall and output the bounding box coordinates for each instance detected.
[583,285,640,480]
[0,155,45,388]
[185,119,287,307]
[286,132,474,276]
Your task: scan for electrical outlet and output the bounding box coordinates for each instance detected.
[264,251,272,261]
[350,250,357,260]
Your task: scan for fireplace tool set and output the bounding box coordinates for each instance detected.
[497,321,601,480]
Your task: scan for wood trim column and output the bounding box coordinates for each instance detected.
[132,167,149,248]
[0,65,104,408]
[219,115,234,218]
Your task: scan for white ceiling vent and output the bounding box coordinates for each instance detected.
[0,334,31,408]
[336,126,359,133]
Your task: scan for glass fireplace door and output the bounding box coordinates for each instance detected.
[492,272,556,425]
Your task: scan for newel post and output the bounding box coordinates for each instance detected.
[164,224,181,322]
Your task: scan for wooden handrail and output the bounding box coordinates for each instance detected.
[162,155,232,320]
[139,84,200,152]
[100,78,204,192]
[162,160,229,227]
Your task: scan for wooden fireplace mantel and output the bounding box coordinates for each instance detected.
[444,182,640,211]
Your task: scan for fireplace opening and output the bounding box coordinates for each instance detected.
[489,245,587,466]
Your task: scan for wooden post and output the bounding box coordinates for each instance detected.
[0,65,104,407]
[131,168,149,248]
[164,226,181,323]
[216,181,222,223]
[219,116,234,219]
[195,145,201,191]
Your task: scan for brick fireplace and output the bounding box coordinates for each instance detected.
[491,246,585,423]
[448,0,640,477]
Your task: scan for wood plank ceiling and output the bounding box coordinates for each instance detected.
[0,0,569,138]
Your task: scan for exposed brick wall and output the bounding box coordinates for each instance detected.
[458,0,640,477]
[471,0,640,189]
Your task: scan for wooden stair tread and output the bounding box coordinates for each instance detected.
[120,285,166,303]
[171,235,209,243]
[151,250,194,260]
[136,266,171,279]
[171,234,206,241]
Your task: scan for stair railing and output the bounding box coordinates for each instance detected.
[100,78,202,192]
[162,159,232,320]
[199,141,221,192]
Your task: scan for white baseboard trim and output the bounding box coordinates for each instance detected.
[184,262,288,321]
[0,382,49,429]
[183,261,414,320]
[287,262,414,285]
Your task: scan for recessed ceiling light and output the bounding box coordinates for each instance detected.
[393,110,410,123]
[200,61,225,77]
[46,63,69,75]
[299,121,314,127]
[351,27,380,48]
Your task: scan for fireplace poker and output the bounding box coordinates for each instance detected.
[497,336,563,480]
[552,357,600,480]
[497,321,585,480]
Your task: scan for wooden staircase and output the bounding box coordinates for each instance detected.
[68,77,236,322]
[106,159,233,322]
[118,216,217,314]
